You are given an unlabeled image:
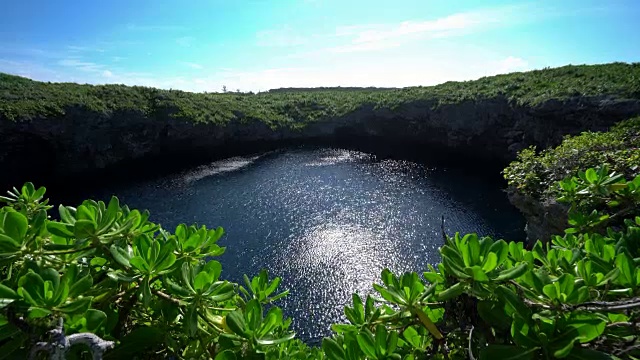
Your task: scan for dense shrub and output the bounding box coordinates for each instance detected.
[0,163,639,359]
[503,117,640,199]
[2,62,640,125]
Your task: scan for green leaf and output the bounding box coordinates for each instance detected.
[106,197,120,221]
[543,283,558,300]
[322,338,345,360]
[28,307,51,319]
[258,307,282,338]
[73,219,96,238]
[46,222,74,238]
[423,271,443,284]
[615,252,635,286]
[0,284,18,300]
[255,332,296,346]
[194,271,212,292]
[465,266,490,282]
[495,285,530,320]
[552,329,580,358]
[58,206,76,225]
[0,234,20,253]
[2,212,28,243]
[109,245,131,268]
[356,330,376,358]
[129,256,149,273]
[402,327,422,349]
[585,168,598,183]
[56,297,92,314]
[226,310,248,338]
[141,277,152,306]
[372,284,405,305]
[90,257,107,267]
[375,325,386,355]
[107,271,135,283]
[494,263,528,281]
[69,274,93,298]
[215,350,237,360]
[185,305,198,337]
[566,315,606,343]
[482,252,498,272]
[85,309,107,332]
[436,282,465,301]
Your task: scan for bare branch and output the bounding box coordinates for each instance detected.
[523,297,640,312]
[29,318,115,360]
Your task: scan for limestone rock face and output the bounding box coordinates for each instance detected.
[507,190,570,245]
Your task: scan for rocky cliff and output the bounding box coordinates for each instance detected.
[2,94,639,186]
[2,94,640,242]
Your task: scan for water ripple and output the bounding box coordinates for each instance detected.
[74,147,525,344]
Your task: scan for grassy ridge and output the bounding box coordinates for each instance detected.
[1,62,639,127]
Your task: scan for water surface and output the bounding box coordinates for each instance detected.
[68,148,525,344]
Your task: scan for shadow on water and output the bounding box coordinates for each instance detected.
[44,147,525,345]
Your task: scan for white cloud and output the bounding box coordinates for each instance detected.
[496,56,530,73]
[102,70,113,77]
[58,58,106,73]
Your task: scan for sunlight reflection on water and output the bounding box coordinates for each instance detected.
[75,147,525,344]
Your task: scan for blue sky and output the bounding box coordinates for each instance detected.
[1,0,639,92]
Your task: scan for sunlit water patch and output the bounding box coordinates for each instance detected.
[68,148,525,344]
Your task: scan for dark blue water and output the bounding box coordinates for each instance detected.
[67,148,525,344]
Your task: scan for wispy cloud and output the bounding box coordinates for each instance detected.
[260,4,532,55]
[346,9,508,45]
[58,58,104,72]
[67,45,105,53]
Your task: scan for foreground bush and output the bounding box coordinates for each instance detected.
[0,165,639,359]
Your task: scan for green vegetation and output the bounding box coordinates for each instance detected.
[2,62,639,127]
[2,63,640,358]
[0,162,639,358]
[503,116,640,200]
